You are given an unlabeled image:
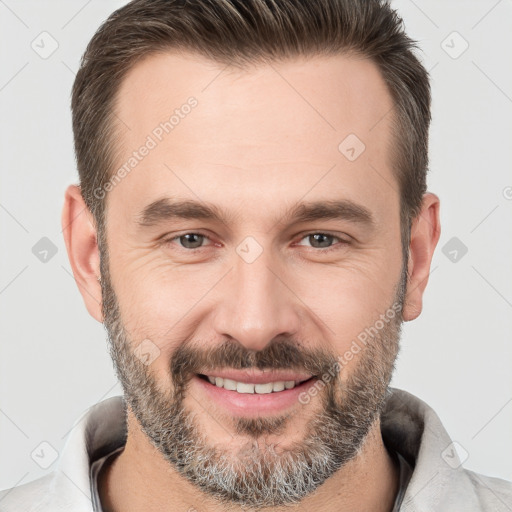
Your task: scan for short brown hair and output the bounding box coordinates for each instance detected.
[71,0,431,254]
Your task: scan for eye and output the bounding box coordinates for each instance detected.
[162,231,349,252]
[165,232,212,250]
[295,232,349,251]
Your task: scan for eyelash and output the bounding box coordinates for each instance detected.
[295,232,351,252]
[162,231,350,253]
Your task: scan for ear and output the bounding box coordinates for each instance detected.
[402,192,441,322]
[61,184,103,323]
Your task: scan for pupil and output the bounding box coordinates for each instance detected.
[181,234,202,248]
[311,233,332,248]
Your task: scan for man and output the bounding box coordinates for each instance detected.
[1,0,510,510]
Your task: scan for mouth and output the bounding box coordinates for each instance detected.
[197,374,314,394]
[193,371,318,416]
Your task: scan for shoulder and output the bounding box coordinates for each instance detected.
[0,469,95,511]
[383,389,512,510]
[0,474,55,511]
[465,469,512,509]
[0,396,126,511]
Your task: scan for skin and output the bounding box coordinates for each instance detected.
[62,52,440,511]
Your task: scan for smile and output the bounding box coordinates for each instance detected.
[193,370,317,416]
[200,375,311,394]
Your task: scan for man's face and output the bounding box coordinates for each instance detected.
[100,52,405,507]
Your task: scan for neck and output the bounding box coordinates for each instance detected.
[99,411,399,512]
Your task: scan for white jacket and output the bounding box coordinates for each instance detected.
[1,388,511,511]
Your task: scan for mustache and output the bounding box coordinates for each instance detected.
[170,337,340,390]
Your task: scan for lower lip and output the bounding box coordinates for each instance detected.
[193,375,317,416]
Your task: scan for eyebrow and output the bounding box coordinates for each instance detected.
[136,197,375,230]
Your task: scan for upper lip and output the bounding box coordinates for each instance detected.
[199,369,314,385]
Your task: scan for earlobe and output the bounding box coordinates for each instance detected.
[402,192,441,322]
[61,184,103,323]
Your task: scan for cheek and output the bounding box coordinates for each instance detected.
[108,238,217,318]
[110,257,222,364]
[291,255,401,350]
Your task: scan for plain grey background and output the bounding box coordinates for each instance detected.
[1,0,511,490]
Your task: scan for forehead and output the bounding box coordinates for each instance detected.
[109,51,397,229]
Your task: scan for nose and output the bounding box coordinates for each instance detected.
[212,248,301,353]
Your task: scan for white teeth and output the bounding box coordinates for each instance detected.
[255,383,274,394]
[205,376,302,393]
[223,378,237,391]
[237,382,255,394]
[272,381,285,392]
